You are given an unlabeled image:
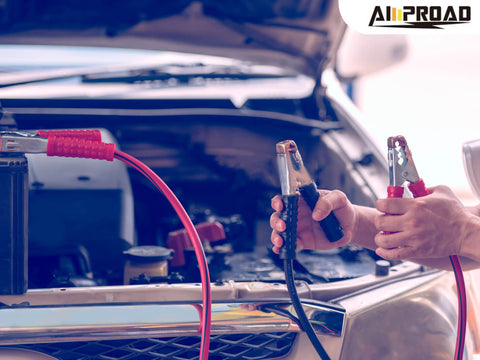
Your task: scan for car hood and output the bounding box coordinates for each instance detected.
[0,0,346,78]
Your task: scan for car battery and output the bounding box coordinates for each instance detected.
[0,154,28,295]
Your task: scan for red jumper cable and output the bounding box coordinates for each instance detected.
[387,135,466,360]
[0,130,212,360]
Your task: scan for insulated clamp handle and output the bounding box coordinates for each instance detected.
[387,186,404,199]
[385,186,404,235]
[408,179,430,198]
[299,183,344,243]
[279,194,299,260]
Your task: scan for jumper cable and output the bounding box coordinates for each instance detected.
[387,135,466,360]
[0,130,212,360]
[275,140,345,360]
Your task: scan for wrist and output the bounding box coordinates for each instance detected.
[458,212,480,263]
[350,205,378,249]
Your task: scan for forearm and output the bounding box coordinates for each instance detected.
[457,210,480,267]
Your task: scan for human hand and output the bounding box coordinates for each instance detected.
[270,190,354,254]
[374,185,473,261]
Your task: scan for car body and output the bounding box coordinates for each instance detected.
[0,0,479,359]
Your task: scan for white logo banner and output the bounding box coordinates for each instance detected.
[339,0,480,34]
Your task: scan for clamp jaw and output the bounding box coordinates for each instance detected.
[276,140,344,259]
[387,136,429,198]
[276,140,315,196]
[0,131,48,154]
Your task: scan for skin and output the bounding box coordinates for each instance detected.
[270,185,480,271]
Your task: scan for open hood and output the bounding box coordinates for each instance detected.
[0,0,346,77]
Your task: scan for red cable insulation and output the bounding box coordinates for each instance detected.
[409,183,466,360]
[44,136,211,360]
[37,129,102,141]
[191,304,203,334]
[113,150,211,360]
[450,254,467,360]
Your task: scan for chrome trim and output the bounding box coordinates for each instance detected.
[0,301,345,346]
[0,262,433,353]
[0,262,428,306]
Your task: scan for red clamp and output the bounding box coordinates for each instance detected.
[37,129,102,141]
[46,136,115,161]
[167,221,226,267]
[387,135,429,198]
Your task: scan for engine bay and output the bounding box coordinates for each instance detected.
[0,95,385,292]
[0,115,377,288]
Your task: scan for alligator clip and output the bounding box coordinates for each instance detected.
[387,135,429,198]
[276,140,344,256]
[0,131,48,153]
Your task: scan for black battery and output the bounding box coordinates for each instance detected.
[0,155,28,294]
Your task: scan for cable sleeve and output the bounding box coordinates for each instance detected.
[279,194,299,260]
[46,136,115,161]
[37,129,102,141]
[387,186,404,198]
[279,194,330,359]
[408,179,430,198]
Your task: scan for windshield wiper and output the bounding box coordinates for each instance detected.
[81,63,298,84]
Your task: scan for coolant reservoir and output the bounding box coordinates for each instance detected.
[123,246,174,284]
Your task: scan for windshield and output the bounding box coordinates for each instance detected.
[0,45,316,108]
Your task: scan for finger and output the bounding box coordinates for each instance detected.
[374,213,405,233]
[270,232,284,254]
[375,245,415,261]
[428,185,449,195]
[312,190,345,221]
[269,212,286,232]
[271,195,284,212]
[376,197,415,215]
[375,231,409,249]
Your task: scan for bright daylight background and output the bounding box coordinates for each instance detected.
[2,34,479,206]
[353,33,480,205]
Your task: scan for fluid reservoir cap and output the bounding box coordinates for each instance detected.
[375,260,390,276]
[123,246,174,262]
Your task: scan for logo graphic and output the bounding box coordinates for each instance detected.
[369,6,471,29]
[339,0,479,34]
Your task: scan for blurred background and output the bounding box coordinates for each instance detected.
[345,32,480,205]
[2,31,479,206]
